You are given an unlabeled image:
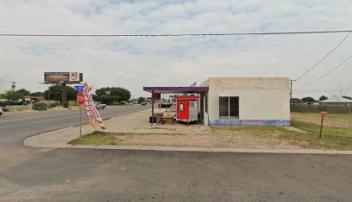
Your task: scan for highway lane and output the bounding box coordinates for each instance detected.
[0,104,148,170]
[0,105,147,144]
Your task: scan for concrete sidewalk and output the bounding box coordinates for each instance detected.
[24,110,211,148]
[24,110,352,154]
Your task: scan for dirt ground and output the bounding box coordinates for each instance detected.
[108,131,309,149]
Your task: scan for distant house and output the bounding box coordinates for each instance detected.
[319,96,352,107]
[24,96,45,103]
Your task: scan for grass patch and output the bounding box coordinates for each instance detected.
[69,131,119,146]
[212,120,352,150]
[291,120,352,150]
[69,113,352,150]
[291,112,352,130]
[211,126,314,145]
[212,126,299,138]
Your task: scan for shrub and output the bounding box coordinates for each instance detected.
[32,102,48,111]
[63,103,69,108]
[48,101,60,108]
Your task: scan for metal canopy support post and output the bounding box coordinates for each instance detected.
[151,91,155,124]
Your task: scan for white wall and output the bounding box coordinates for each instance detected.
[204,77,290,122]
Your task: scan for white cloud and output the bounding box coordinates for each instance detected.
[0,0,352,98]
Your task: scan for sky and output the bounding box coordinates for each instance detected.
[0,0,352,98]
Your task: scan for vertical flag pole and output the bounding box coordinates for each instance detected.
[79,105,82,137]
[75,84,85,137]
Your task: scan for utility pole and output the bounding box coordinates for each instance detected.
[290,80,296,100]
[60,81,68,107]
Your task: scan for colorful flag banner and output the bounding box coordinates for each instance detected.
[82,82,105,129]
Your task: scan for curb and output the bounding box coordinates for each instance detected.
[46,144,352,155]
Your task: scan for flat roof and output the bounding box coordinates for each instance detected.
[143,86,209,94]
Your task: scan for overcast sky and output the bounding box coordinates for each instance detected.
[0,0,352,98]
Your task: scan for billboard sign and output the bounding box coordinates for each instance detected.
[44,72,83,84]
[70,72,80,82]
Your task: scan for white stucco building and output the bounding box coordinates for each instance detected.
[144,76,290,126]
[201,77,290,126]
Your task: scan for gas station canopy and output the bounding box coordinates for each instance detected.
[143,86,209,94]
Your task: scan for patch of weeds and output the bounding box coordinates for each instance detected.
[69,131,119,146]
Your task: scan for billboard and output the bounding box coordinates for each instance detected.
[44,72,83,84]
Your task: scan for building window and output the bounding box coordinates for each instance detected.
[219,96,239,118]
[179,103,184,112]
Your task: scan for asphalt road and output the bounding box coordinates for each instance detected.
[0,105,147,173]
[0,105,352,201]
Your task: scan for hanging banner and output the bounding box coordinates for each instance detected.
[82,82,106,129]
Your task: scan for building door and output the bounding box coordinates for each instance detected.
[177,100,189,120]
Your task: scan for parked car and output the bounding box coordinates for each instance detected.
[95,102,106,110]
[0,107,3,117]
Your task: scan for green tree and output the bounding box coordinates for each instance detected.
[16,88,30,96]
[43,85,76,101]
[6,91,24,100]
[30,92,44,97]
[290,98,301,103]
[319,95,328,101]
[302,97,315,103]
[94,87,131,105]
[137,97,146,104]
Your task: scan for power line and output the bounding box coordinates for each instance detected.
[0,29,352,38]
[295,32,351,81]
[294,88,343,94]
[303,54,352,88]
[293,85,352,94]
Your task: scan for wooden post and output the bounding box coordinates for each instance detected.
[319,115,324,139]
[319,112,328,139]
